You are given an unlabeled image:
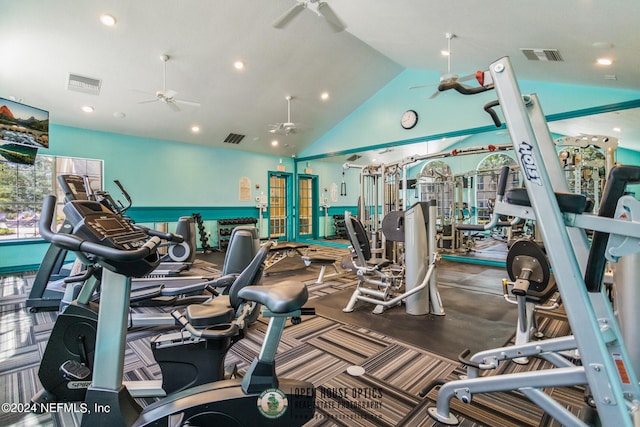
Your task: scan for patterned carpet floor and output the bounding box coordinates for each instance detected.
[0,245,587,426]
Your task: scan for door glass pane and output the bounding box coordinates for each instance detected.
[298,177,312,235]
[269,174,287,238]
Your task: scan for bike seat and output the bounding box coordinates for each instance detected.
[238,281,308,313]
[186,297,235,328]
[505,188,594,214]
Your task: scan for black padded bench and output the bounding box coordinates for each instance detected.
[301,255,344,284]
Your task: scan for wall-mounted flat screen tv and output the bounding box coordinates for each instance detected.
[0,97,49,165]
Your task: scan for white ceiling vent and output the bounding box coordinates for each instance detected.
[520,48,564,62]
[67,73,102,95]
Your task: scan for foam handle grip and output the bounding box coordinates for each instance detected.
[496,166,511,197]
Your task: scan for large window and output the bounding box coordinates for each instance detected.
[0,155,102,240]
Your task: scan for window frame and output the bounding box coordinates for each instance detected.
[0,154,103,241]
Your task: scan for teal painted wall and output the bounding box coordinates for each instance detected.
[616,147,640,196]
[41,125,294,206]
[300,68,640,159]
[1,125,296,272]
[0,240,51,273]
[301,159,360,237]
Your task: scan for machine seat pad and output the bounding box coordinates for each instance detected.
[302,256,335,266]
[238,281,308,313]
[505,188,593,214]
[186,295,234,328]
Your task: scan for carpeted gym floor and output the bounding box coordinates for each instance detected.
[0,244,584,427]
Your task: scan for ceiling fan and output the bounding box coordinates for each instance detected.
[273,0,346,32]
[138,55,201,111]
[269,96,302,135]
[409,33,474,99]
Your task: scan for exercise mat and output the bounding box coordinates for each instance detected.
[313,285,518,360]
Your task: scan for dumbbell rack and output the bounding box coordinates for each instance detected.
[332,214,347,239]
[191,213,213,253]
[217,217,258,251]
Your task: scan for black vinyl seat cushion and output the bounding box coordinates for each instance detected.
[505,188,593,214]
[186,295,234,327]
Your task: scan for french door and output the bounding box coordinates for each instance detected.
[297,175,317,239]
[269,172,291,240]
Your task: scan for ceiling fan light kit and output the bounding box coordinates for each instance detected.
[137,54,201,111]
[409,32,474,99]
[269,95,302,135]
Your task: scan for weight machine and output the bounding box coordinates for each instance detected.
[424,56,640,427]
[556,134,617,213]
[342,162,403,262]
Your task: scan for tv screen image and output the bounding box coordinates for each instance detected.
[0,97,49,165]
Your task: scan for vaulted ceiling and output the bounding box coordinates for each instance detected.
[1,0,638,158]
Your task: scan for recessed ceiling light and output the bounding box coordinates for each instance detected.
[440,50,450,56]
[597,58,613,66]
[234,61,245,70]
[81,105,94,113]
[113,112,126,119]
[320,92,330,101]
[271,140,279,146]
[191,126,200,133]
[613,127,621,132]
[100,14,117,26]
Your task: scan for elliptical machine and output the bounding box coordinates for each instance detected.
[38,195,315,426]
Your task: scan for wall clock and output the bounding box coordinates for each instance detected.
[401,109,418,129]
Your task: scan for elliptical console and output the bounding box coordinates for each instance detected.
[41,197,160,278]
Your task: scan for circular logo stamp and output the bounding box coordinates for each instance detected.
[257,388,289,419]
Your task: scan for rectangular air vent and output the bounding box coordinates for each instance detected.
[223,133,246,144]
[67,73,102,95]
[346,154,361,162]
[520,48,564,62]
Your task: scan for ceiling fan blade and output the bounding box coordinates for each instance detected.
[166,101,181,112]
[428,91,440,99]
[138,98,159,104]
[317,2,346,32]
[163,89,178,99]
[409,83,437,90]
[273,2,306,29]
[458,73,475,83]
[174,99,201,107]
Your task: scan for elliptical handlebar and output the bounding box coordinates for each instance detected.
[39,195,160,263]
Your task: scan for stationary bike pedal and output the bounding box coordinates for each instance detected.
[60,360,91,380]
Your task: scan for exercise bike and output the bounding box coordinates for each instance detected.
[32,197,281,405]
[38,195,315,426]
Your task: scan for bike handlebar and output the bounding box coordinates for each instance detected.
[134,224,184,244]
